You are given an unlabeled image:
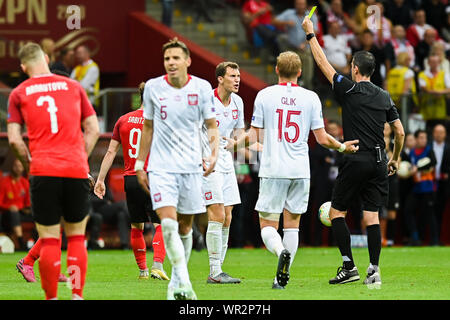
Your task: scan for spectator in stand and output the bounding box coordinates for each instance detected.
[415,28,438,71]
[0,159,31,250]
[352,29,387,88]
[404,129,439,246]
[418,54,450,130]
[386,52,417,108]
[71,45,100,106]
[241,0,280,58]
[50,48,75,77]
[321,0,357,35]
[162,0,175,26]
[323,21,352,75]
[424,42,450,73]
[385,25,415,69]
[40,38,56,65]
[421,0,447,34]
[194,0,215,23]
[385,0,414,28]
[89,182,130,250]
[272,0,319,89]
[366,2,393,49]
[353,0,376,33]
[406,9,434,48]
[442,7,450,43]
[432,124,450,242]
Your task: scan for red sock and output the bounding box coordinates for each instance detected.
[24,238,42,266]
[152,225,165,264]
[67,235,87,298]
[131,228,147,270]
[38,238,61,300]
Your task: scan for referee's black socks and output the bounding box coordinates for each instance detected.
[366,224,381,267]
[331,217,355,270]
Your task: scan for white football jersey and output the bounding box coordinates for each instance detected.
[143,74,215,173]
[201,89,245,173]
[251,82,324,179]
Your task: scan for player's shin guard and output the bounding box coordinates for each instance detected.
[131,228,147,271]
[161,218,190,285]
[283,228,299,267]
[261,226,284,257]
[67,235,87,298]
[180,229,193,263]
[38,238,61,300]
[152,224,166,264]
[221,226,230,265]
[206,221,223,276]
[366,224,381,267]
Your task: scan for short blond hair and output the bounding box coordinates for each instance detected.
[162,37,190,57]
[18,42,45,65]
[276,51,302,78]
[396,52,410,66]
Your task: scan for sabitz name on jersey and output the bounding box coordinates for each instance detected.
[25,82,68,96]
[128,116,144,124]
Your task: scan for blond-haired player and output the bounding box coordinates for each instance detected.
[227,51,358,289]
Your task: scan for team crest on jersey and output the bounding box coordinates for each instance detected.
[153,193,162,203]
[188,94,198,106]
[232,109,238,120]
[205,192,212,201]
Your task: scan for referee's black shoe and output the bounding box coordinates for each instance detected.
[276,249,291,287]
[329,266,360,284]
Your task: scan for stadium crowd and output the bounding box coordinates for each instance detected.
[1,0,449,251]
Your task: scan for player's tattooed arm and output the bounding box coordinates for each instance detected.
[7,123,31,173]
[204,117,220,177]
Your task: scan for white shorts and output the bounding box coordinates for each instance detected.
[202,171,241,207]
[255,178,310,214]
[148,171,205,214]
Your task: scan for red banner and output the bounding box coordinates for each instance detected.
[0,0,145,73]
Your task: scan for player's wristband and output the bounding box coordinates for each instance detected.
[306,33,315,41]
[134,160,145,171]
[338,143,346,153]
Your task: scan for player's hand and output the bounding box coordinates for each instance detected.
[302,16,314,34]
[136,170,150,195]
[203,156,217,177]
[223,136,236,152]
[342,139,359,154]
[94,180,106,199]
[88,174,95,191]
[387,159,399,176]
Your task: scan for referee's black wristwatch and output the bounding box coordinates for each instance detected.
[306,33,315,41]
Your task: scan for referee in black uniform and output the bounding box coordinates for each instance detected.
[302,17,405,285]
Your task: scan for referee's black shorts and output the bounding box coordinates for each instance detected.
[331,151,388,212]
[124,175,159,224]
[30,176,90,226]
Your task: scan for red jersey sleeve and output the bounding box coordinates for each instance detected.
[78,82,96,120]
[111,118,122,143]
[7,89,24,124]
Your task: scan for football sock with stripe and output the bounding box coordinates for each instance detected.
[130,228,147,271]
[152,224,166,264]
[331,217,355,269]
[206,221,223,277]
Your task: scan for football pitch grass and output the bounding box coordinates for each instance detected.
[0,247,449,300]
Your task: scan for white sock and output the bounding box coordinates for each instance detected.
[206,221,223,277]
[221,226,230,265]
[282,228,299,267]
[161,218,190,286]
[180,228,193,264]
[261,226,284,257]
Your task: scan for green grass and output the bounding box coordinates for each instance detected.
[0,247,449,300]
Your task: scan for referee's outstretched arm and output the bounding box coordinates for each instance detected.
[302,16,337,84]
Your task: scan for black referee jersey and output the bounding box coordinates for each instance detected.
[330,73,400,212]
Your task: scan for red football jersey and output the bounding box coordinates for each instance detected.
[0,175,30,211]
[112,108,149,176]
[7,74,96,178]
